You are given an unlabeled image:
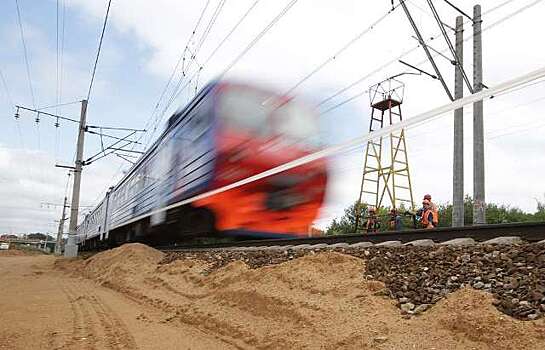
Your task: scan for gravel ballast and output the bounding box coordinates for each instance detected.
[161,242,545,320]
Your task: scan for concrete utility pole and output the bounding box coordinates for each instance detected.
[473,4,486,224]
[64,100,88,257]
[54,196,68,255]
[453,15,464,227]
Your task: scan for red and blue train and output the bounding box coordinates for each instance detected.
[78,80,328,249]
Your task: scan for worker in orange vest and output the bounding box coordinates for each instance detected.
[423,194,439,226]
[365,207,380,233]
[420,199,437,229]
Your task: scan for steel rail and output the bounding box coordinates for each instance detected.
[157,221,545,251]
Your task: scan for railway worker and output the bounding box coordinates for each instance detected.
[423,194,439,226]
[388,208,402,231]
[420,199,436,229]
[365,207,380,233]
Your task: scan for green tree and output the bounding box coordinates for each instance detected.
[436,195,540,226]
[325,201,367,235]
[328,196,545,236]
[532,196,545,221]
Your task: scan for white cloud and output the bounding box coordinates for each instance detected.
[2,0,545,233]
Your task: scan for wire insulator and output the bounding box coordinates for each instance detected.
[35,112,40,123]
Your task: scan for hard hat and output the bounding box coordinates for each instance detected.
[424,194,432,200]
[422,199,430,205]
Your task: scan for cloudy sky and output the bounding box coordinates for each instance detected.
[1,0,544,234]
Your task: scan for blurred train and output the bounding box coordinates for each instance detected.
[78,80,328,249]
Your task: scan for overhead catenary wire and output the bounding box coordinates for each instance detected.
[146,0,299,149]
[86,0,112,102]
[0,67,14,106]
[108,65,545,232]
[281,2,401,98]
[86,0,531,211]
[14,0,36,108]
[143,0,213,145]
[316,0,545,115]
[2,66,26,149]
[159,0,229,125]
[202,0,261,68]
[88,0,298,211]
[167,0,300,114]
[55,0,67,160]
[142,0,226,149]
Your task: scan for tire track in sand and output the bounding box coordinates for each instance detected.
[60,283,98,350]
[61,282,136,350]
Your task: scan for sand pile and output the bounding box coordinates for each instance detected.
[59,244,545,349]
[426,288,545,349]
[80,243,164,286]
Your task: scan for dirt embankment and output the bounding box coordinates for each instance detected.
[57,243,545,349]
[0,247,43,256]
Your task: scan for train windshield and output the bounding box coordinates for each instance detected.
[217,86,319,146]
[272,101,319,146]
[217,88,271,136]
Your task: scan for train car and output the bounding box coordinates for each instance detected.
[79,80,328,249]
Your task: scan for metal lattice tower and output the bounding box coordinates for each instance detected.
[355,78,415,229]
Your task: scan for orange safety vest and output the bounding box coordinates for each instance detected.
[421,209,436,228]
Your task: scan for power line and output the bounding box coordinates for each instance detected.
[203,0,261,68]
[108,65,545,231]
[282,2,401,97]
[144,0,212,144]
[316,0,544,115]
[158,0,297,135]
[166,0,300,116]
[0,67,14,105]
[14,0,36,108]
[194,0,227,57]
[56,0,67,161]
[90,0,295,210]
[217,0,298,79]
[315,44,422,109]
[86,0,112,101]
[143,0,225,149]
[159,0,229,125]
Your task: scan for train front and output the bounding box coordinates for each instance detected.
[195,82,328,238]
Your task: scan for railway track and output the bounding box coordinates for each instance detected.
[157,221,545,251]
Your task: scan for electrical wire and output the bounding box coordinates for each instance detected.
[160,0,229,125]
[86,0,112,102]
[202,0,261,68]
[143,0,225,149]
[107,65,545,231]
[147,0,296,149]
[55,0,60,160]
[282,2,401,97]
[86,0,535,211]
[14,0,36,108]
[317,0,545,116]
[0,67,14,106]
[143,0,212,146]
[166,0,300,115]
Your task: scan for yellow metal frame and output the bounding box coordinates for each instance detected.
[355,87,415,231]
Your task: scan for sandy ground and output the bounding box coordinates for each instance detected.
[1,244,545,349]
